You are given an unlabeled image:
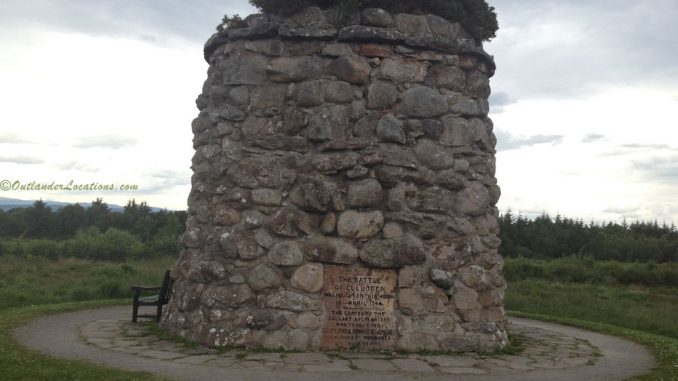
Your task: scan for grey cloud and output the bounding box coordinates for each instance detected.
[138,170,191,194]
[487,0,678,99]
[0,133,30,144]
[620,143,672,150]
[495,130,563,151]
[603,206,640,215]
[56,161,100,172]
[0,155,44,164]
[600,143,675,157]
[632,155,678,180]
[582,134,605,143]
[0,0,257,44]
[489,91,517,113]
[73,135,137,149]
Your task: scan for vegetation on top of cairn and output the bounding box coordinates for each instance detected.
[246,0,499,42]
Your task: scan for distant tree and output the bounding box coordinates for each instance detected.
[55,203,86,239]
[119,199,151,240]
[24,200,54,238]
[85,198,110,232]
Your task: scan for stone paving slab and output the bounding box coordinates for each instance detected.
[13,305,655,381]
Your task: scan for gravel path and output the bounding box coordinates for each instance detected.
[13,305,654,381]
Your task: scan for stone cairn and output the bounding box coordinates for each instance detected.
[162,6,507,353]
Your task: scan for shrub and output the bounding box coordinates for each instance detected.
[64,227,144,261]
[247,0,498,41]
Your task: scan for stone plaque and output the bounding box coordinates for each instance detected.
[321,266,397,350]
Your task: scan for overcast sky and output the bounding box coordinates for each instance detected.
[1,0,677,223]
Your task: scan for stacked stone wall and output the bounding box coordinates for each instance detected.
[162,6,507,352]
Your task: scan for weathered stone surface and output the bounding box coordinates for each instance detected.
[325,54,371,85]
[367,81,398,109]
[454,182,490,216]
[399,287,426,312]
[279,12,338,38]
[304,236,358,264]
[214,207,241,226]
[447,93,486,116]
[219,104,246,121]
[430,268,454,289]
[321,43,353,57]
[279,23,337,38]
[250,85,287,110]
[268,240,304,266]
[228,22,280,40]
[245,39,286,56]
[323,81,353,103]
[422,119,443,139]
[307,105,349,141]
[358,43,393,58]
[347,179,383,207]
[377,58,428,83]
[291,263,324,292]
[458,265,492,291]
[400,87,448,117]
[265,291,321,312]
[338,25,405,43]
[248,264,282,291]
[228,86,250,106]
[359,234,426,268]
[296,80,324,107]
[435,169,466,191]
[320,212,337,234]
[399,265,427,288]
[201,285,254,309]
[466,70,491,99]
[394,14,431,36]
[254,227,275,248]
[337,210,384,239]
[270,208,300,237]
[451,281,479,310]
[314,152,359,172]
[221,53,269,85]
[251,188,282,206]
[376,114,406,144]
[440,115,472,147]
[414,139,454,170]
[382,222,403,239]
[289,175,338,212]
[361,8,393,27]
[268,56,323,82]
[430,65,466,91]
[379,143,418,168]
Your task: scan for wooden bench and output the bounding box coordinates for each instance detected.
[131,270,174,323]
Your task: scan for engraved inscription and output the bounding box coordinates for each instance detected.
[322,266,397,350]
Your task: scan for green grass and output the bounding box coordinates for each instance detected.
[0,300,168,381]
[0,256,176,309]
[506,280,678,339]
[505,256,678,288]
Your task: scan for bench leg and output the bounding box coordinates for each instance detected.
[132,302,139,323]
[155,304,163,322]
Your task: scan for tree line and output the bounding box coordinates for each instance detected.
[500,211,678,263]
[2,201,677,263]
[0,199,186,260]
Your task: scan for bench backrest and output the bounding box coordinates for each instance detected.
[159,270,174,304]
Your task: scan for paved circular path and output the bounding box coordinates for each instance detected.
[14,305,654,381]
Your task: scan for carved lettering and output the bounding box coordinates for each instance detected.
[322,266,397,350]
